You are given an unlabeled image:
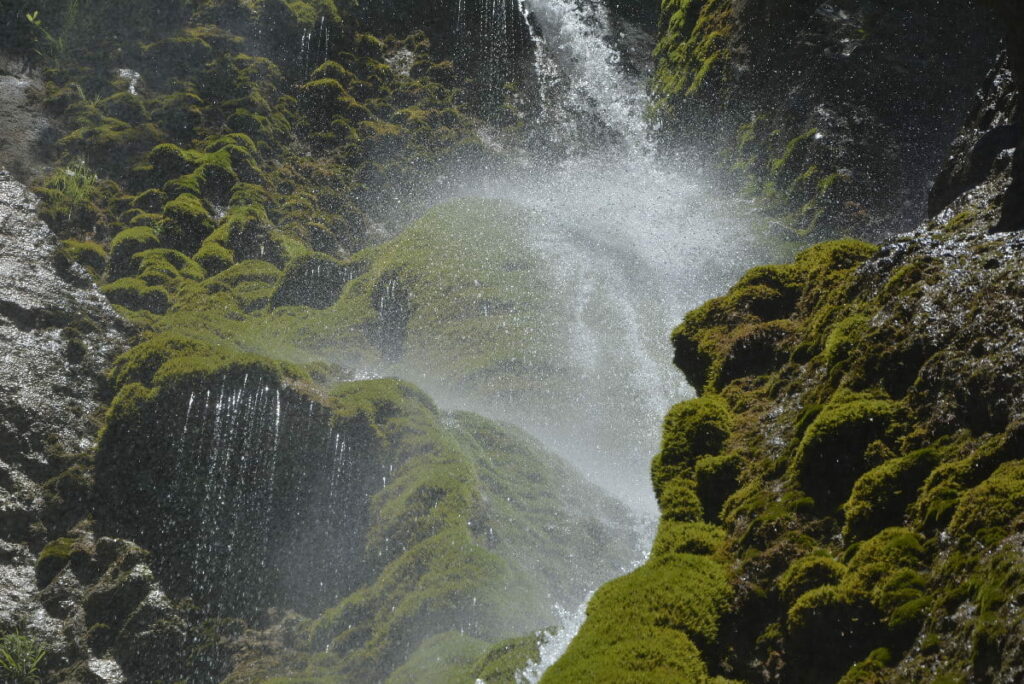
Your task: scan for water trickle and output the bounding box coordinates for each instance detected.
[109,370,386,619]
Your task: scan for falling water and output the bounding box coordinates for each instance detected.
[423,0,776,512]
[430,1,783,677]
[142,372,376,617]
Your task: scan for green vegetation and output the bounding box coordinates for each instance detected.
[0,633,46,684]
[550,195,1024,680]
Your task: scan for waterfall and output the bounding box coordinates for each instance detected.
[520,0,651,152]
[435,3,784,678]
[115,371,378,618]
[439,0,773,511]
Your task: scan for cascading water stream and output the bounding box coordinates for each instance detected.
[440,1,783,678]
[435,0,774,510]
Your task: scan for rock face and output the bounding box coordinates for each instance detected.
[651,0,1001,239]
[546,24,1024,684]
[0,56,55,182]
[0,170,193,682]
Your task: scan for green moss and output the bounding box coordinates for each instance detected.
[542,553,731,683]
[672,240,876,389]
[949,460,1024,545]
[271,252,357,309]
[108,226,161,278]
[98,91,149,124]
[786,584,853,637]
[101,277,170,314]
[298,78,371,129]
[777,554,846,603]
[693,451,742,521]
[194,241,235,275]
[35,160,104,235]
[160,193,214,254]
[384,632,487,684]
[795,391,901,509]
[60,238,107,277]
[843,447,941,540]
[823,313,871,366]
[36,537,77,587]
[132,248,205,288]
[468,632,543,684]
[109,333,216,388]
[200,260,282,312]
[657,396,732,473]
[838,647,893,683]
[650,521,727,558]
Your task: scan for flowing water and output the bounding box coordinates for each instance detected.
[414,0,776,511]
[431,1,782,676]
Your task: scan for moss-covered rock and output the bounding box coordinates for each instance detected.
[101,277,170,314]
[159,193,214,254]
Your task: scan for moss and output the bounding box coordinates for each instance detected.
[60,238,107,277]
[838,647,894,683]
[657,396,732,473]
[652,0,734,108]
[298,78,371,129]
[101,277,170,314]
[98,91,149,125]
[132,248,205,287]
[948,460,1024,545]
[271,252,358,309]
[35,160,104,235]
[915,430,1017,531]
[108,226,161,278]
[823,313,871,366]
[672,240,876,389]
[36,537,77,587]
[468,632,543,684]
[194,241,235,275]
[769,129,818,185]
[694,451,742,521]
[777,554,846,603]
[384,632,487,684]
[108,333,217,389]
[795,391,901,509]
[841,528,926,623]
[843,447,941,540]
[311,60,356,86]
[202,260,282,312]
[222,205,285,266]
[160,193,214,254]
[650,521,727,558]
[542,553,731,683]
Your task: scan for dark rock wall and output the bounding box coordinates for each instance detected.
[652,0,1001,239]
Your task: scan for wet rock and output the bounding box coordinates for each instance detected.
[929,53,1020,221]
[652,0,1002,238]
[0,54,56,182]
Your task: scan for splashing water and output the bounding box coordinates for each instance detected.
[520,0,651,152]
[428,0,779,512]
[434,0,786,677]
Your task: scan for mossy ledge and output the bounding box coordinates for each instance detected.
[546,193,1024,681]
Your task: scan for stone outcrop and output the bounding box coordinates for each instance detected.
[651,0,1001,239]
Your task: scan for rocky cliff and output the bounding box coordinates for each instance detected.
[651,0,1000,239]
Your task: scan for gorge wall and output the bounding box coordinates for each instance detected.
[650,0,1000,239]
